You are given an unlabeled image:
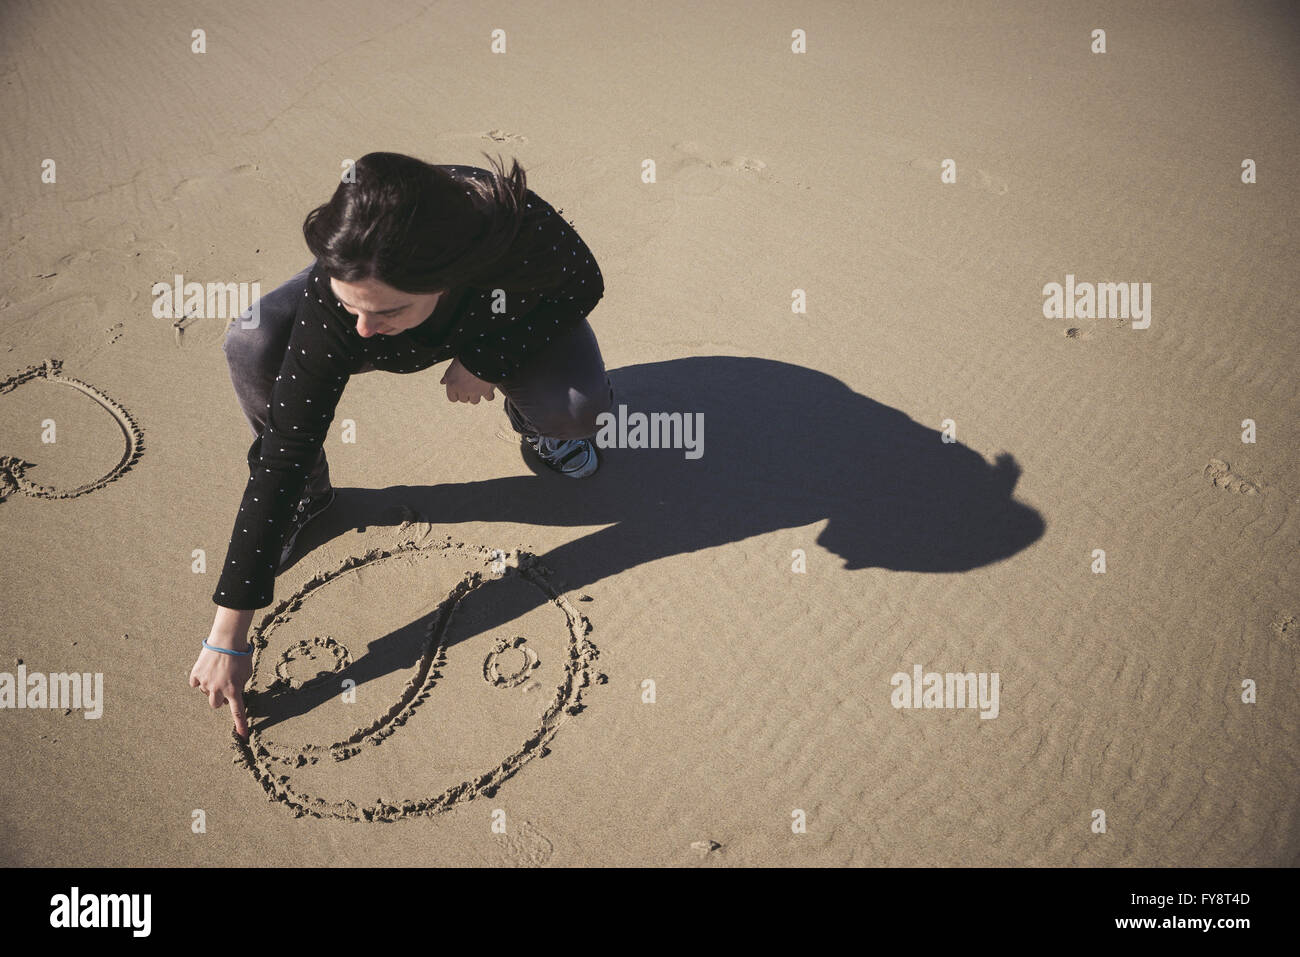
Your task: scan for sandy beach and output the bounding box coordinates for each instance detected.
[1,0,1297,867]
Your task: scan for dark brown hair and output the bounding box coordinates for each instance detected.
[302,150,558,293]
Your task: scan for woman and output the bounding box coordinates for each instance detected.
[189,151,612,739]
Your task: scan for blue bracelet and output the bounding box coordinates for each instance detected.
[203,639,253,657]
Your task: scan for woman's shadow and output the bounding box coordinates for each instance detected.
[262,356,1045,724]
[312,354,1043,625]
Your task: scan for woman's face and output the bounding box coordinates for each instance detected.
[328,276,444,338]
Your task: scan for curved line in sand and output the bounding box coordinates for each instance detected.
[0,358,145,500]
[234,540,598,823]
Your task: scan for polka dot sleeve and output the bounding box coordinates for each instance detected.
[455,190,605,384]
[212,290,361,610]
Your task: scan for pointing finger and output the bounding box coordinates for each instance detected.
[229,693,250,739]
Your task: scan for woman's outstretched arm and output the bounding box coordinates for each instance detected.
[192,275,360,738]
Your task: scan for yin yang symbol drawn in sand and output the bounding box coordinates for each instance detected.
[234,539,599,822]
[0,358,144,500]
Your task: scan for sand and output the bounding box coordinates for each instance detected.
[1,0,1297,866]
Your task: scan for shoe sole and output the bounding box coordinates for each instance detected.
[278,488,337,569]
[524,437,599,478]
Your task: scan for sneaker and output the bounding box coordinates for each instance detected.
[523,433,600,478]
[278,487,337,570]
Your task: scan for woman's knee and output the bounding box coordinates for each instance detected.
[222,316,277,371]
[223,262,315,365]
[222,294,298,371]
[527,379,614,439]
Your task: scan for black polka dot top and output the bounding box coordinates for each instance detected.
[212,168,605,611]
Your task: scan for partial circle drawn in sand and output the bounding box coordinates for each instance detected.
[0,358,145,500]
[234,540,599,823]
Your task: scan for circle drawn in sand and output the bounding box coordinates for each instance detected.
[273,635,353,691]
[483,636,539,688]
[0,358,145,500]
[234,539,598,823]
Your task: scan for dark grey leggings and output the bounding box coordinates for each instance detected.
[221,262,615,498]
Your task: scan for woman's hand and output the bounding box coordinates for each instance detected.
[190,607,256,740]
[440,358,496,404]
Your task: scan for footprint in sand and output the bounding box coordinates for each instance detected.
[907,157,1009,195]
[234,538,599,823]
[482,129,528,144]
[667,140,770,195]
[0,358,145,500]
[493,819,554,867]
[1204,458,1260,495]
[691,839,723,858]
[170,163,258,200]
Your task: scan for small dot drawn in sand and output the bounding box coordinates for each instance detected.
[272,635,353,691]
[483,635,539,688]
